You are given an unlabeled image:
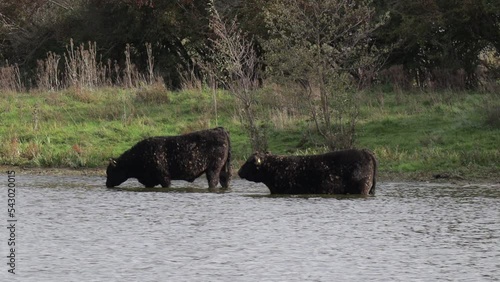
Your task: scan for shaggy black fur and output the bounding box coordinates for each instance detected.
[106,127,231,188]
[238,149,377,195]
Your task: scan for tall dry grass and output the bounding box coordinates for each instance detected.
[33,39,161,91]
[0,61,23,92]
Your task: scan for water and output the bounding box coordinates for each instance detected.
[2,174,500,281]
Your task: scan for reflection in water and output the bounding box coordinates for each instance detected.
[6,174,500,281]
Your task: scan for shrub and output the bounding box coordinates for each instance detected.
[135,82,169,104]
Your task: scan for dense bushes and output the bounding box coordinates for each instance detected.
[1,0,499,92]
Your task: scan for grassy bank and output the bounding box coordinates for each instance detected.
[1,86,499,181]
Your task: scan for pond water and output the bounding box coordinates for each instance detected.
[2,174,500,281]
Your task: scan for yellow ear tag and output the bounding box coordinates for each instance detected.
[255,157,261,165]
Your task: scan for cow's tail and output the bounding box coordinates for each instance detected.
[220,127,232,188]
[368,150,377,195]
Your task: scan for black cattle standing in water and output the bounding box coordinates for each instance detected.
[106,127,231,188]
[238,149,377,195]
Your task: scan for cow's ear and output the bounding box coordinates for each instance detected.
[109,158,117,167]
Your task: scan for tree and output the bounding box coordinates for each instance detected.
[0,0,72,66]
[0,0,214,89]
[374,0,500,89]
[207,1,267,152]
[264,0,385,150]
[59,0,212,89]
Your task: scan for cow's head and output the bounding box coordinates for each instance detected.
[238,152,268,183]
[106,158,128,187]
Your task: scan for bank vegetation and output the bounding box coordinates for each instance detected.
[1,0,499,181]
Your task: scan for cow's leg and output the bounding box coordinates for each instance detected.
[360,178,374,195]
[155,166,171,188]
[219,173,230,189]
[207,155,228,189]
[138,178,157,188]
[159,176,171,188]
[353,166,375,195]
[206,170,220,189]
[219,164,230,189]
[218,153,231,189]
[349,178,371,195]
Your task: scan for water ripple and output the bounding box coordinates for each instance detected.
[4,175,500,281]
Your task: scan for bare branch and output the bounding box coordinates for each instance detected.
[207,0,266,151]
[48,0,74,11]
[264,0,384,150]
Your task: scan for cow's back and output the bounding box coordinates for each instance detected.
[320,149,377,194]
[163,128,230,180]
[259,149,376,194]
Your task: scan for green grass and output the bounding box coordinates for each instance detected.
[1,86,499,180]
[356,90,500,178]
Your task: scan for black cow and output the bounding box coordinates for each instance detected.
[106,127,231,188]
[238,149,377,195]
